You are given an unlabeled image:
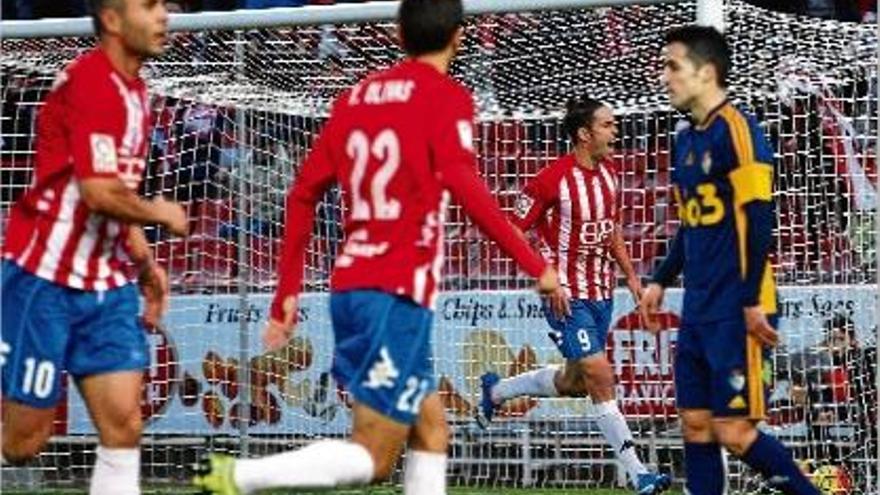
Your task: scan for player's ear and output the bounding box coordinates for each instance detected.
[450,26,464,53]
[577,126,591,144]
[99,6,124,37]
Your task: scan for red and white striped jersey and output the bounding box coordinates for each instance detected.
[3,48,151,291]
[512,154,619,300]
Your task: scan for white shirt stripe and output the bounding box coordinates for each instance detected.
[68,214,102,288]
[35,180,80,282]
[572,168,591,297]
[557,177,572,295]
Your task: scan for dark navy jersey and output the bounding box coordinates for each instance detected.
[668,101,777,323]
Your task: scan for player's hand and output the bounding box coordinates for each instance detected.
[536,266,560,295]
[139,263,169,327]
[263,296,297,352]
[154,197,188,237]
[546,286,571,320]
[744,305,779,347]
[626,275,643,307]
[639,282,664,334]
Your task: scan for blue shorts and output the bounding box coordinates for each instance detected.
[1,261,149,409]
[542,298,612,360]
[330,290,435,425]
[675,315,775,418]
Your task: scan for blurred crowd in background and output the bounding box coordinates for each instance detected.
[3,0,878,22]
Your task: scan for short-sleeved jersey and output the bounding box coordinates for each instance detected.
[3,49,150,291]
[672,101,777,323]
[512,155,619,300]
[273,59,545,316]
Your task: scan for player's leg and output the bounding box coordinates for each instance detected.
[1,261,70,464]
[404,392,449,495]
[68,284,151,495]
[479,298,592,418]
[557,300,668,494]
[707,318,819,495]
[675,322,726,495]
[196,290,433,494]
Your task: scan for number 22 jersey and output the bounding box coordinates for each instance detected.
[272,59,546,320]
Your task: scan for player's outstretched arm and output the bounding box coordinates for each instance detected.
[266,129,336,350]
[440,161,554,293]
[79,178,187,235]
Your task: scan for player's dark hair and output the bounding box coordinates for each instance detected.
[398,0,464,56]
[664,25,731,88]
[562,96,605,144]
[89,0,121,37]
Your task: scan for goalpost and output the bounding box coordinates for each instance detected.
[1,0,877,493]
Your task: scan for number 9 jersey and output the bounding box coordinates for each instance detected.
[670,100,777,324]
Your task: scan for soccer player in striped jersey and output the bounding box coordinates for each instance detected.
[1,1,186,494]
[478,96,670,495]
[640,26,820,495]
[193,1,559,494]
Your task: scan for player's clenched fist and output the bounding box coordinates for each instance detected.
[536,266,561,295]
[639,282,664,333]
[263,296,297,352]
[153,197,188,236]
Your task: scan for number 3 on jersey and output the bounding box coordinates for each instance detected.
[679,183,725,227]
[347,129,401,221]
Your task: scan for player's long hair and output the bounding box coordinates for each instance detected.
[562,96,604,144]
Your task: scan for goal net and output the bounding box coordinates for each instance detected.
[1,0,877,493]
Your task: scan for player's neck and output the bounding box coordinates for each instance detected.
[691,89,727,127]
[572,147,595,170]
[413,51,452,75]
[99,38,144,80]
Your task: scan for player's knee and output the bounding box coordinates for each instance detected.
[681,417,713,442]
[370,451,401,482]
[581,358,614,400]
[99,409,143,448]
[712,420,757,456]
[414,420,449,453]
[2,427,52,464]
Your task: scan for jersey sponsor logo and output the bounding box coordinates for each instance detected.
[90,133,118,173]
[514,193,535,219]
[579,219,614,246]
[456,120,474,152]
[363,347,399,389]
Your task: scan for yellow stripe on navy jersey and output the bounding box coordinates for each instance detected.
[671,101,777,323]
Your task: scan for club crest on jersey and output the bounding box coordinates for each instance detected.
[514,194,535,219]
[728,369,745,392]
[701,151,713,174]
[90,133,118,173]
[685,151,695,167]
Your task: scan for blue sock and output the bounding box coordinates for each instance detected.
[741,431,820,495]
[684,442,725,495]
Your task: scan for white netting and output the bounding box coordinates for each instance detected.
[1,1,877,493]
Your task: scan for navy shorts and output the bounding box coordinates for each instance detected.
[330,290,435,424]
[1,261,149,409]
[542,298,613,360]
[675,315,775,418]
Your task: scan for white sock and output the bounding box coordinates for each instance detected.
[89,446,140,495]
[491,366,559,403]
[234,440,373,493]
[404,450,447,495]
[593,401,648,486]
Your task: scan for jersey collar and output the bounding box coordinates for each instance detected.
[695,98,729,130]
